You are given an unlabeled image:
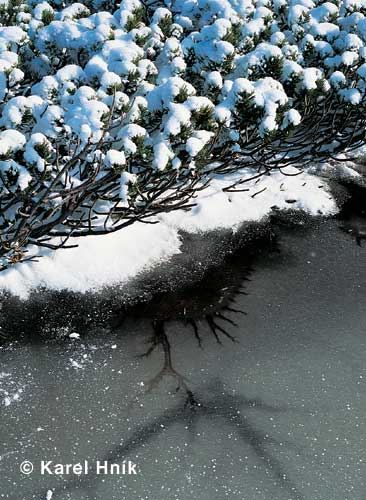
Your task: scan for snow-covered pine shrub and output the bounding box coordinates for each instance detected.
[1,0,366,269]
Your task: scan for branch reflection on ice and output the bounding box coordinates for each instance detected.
[38,379,305,500]
[126,239,258,406]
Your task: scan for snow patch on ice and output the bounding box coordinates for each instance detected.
[159,168,338,233]
[0,162,345,299]
[0,221,181,298]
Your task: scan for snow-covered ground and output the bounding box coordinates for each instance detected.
[0,163,358,299]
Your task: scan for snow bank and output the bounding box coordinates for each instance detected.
[0,167,339,299]
[160,168,338,233]
[0,221,181,298]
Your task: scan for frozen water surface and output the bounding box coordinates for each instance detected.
[0,219,366,500]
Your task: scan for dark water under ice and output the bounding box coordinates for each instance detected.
[1,186,366,500]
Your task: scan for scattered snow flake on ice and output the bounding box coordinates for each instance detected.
[69,332,81,340]
[0,370,26,407]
